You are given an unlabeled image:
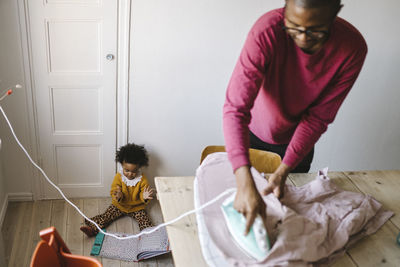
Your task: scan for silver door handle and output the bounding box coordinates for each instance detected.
[106,54,115,61]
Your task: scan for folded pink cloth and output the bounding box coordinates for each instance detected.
[194,153,393,267]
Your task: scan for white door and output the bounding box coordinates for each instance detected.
[28,0,118,198]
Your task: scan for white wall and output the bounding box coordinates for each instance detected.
[0,229,5,267]
[311,0,400,171]
[129,0,400,180]
[0,0,33,197]
[0,142,5,265]
[129,0,282,180]
[0,147,6,227]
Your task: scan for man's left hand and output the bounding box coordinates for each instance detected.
[262,163,291,199]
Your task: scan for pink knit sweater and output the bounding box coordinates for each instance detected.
[223,8,367,170]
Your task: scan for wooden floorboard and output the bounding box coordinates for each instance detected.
[1,198,174,267]
[25,200,52,265]
[67,199,84,256]
[83,198,99,257]
[51,199,68,237]
[7,202,33,267]
[1,202,20,266]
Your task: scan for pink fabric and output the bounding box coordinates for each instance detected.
[223,8,368,170]
[195,153,393,267]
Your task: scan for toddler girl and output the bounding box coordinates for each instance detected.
[80,143,154,237]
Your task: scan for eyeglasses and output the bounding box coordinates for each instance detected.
[282,26,328,40]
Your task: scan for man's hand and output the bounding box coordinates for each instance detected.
[112,186,123,202]
[262,163,291,199]
[234,166,267,235]
[143,185,154,200]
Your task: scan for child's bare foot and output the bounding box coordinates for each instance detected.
[80,226,96,237]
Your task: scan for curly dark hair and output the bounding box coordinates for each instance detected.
[115,143,149,167]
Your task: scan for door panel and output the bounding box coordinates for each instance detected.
[28,0,117,198]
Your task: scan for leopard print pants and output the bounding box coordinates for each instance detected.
[84,204,153,234]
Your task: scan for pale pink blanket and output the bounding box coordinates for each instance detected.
[194,153,393,267]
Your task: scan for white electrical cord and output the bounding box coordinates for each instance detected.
[0,104,236,240]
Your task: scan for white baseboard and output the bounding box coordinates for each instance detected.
[0,193,33,228]
[0,195,8,229]
[7,192,33,202]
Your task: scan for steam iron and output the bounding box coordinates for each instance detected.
[221,193,270,261]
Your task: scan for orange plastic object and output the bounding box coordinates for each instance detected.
[30,226,102,267]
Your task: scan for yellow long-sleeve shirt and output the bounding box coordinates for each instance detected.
[110,172,150,213]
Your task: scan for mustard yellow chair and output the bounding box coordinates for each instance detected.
[200,145,281,174]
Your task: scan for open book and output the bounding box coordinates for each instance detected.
[91,226,170,262]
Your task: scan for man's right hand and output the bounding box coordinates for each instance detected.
[234,165,267,235]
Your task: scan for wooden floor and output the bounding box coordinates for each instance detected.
[1,198,174,267]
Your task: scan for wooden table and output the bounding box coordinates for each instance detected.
[155,171,400,267]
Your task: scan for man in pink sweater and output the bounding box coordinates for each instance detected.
[223,0,367,234]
